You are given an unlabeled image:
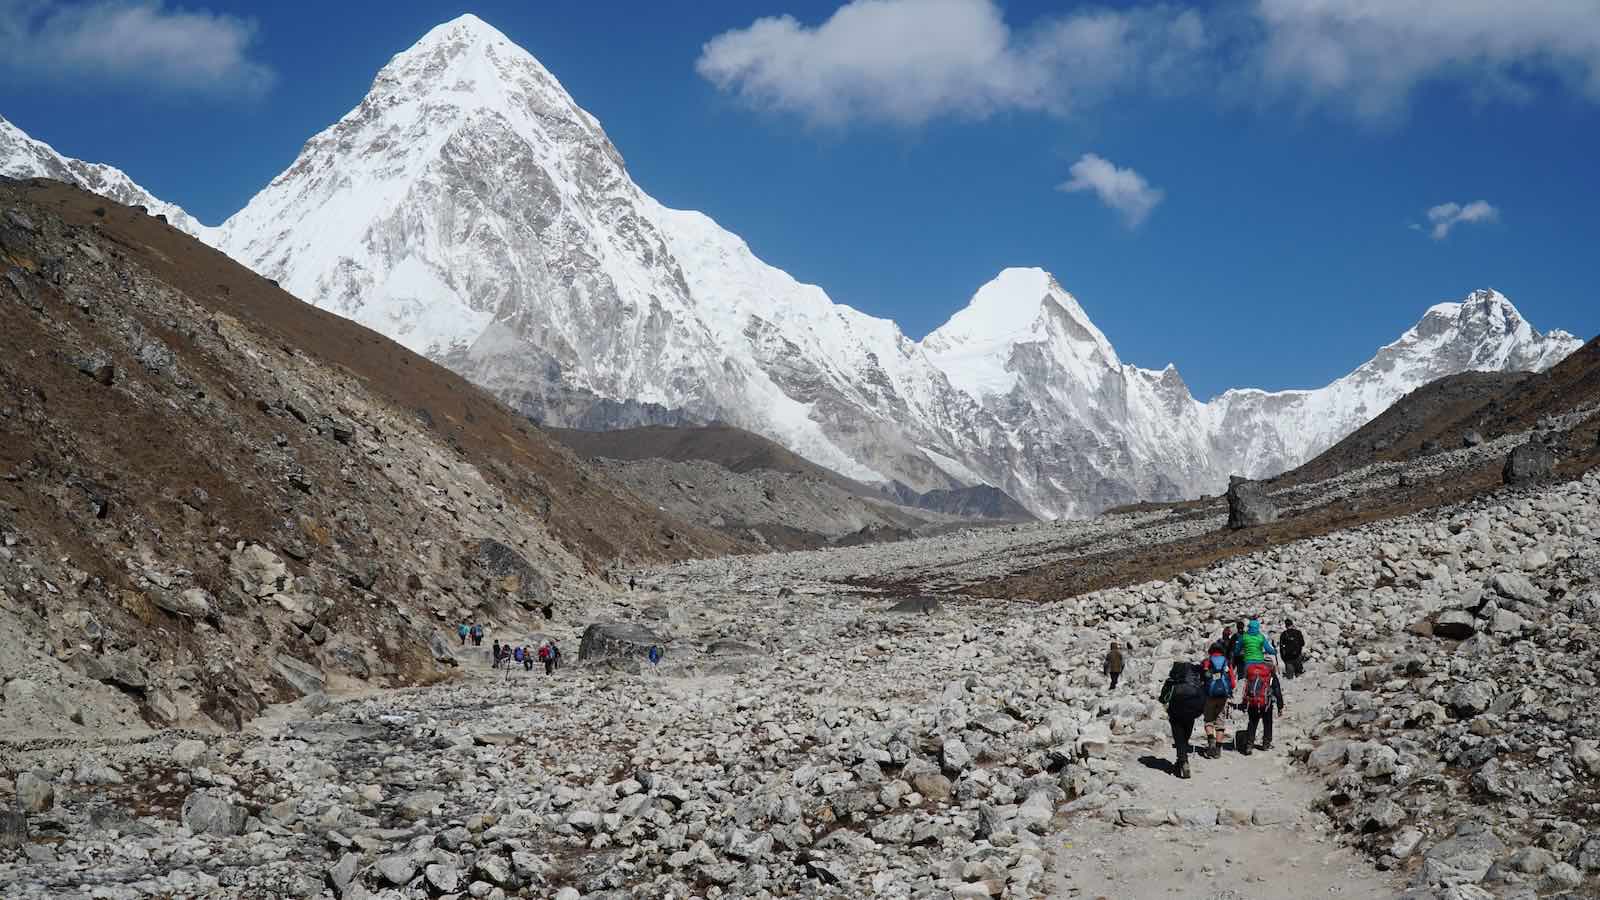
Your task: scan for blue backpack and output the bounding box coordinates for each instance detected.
[1205,655,1232,698]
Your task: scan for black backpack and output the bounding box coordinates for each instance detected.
[1160,662,1206,712]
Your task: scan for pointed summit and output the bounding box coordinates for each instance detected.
[921,267,1120,399]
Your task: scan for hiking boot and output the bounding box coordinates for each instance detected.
[1239,745,1252,756]
[1259,742,1273,751]
[1179,761,1191,779]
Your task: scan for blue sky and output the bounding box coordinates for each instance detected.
[1,0,1596,399]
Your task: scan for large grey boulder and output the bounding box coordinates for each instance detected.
[272,654,326,696]
[181,790,245,836]
[579,623,665,662]
[1226,477,1278,529]
[1503,441,1555,485]
[15,771,53,813]
[1433,610,1477,640]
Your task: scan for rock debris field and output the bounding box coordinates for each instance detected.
[4,464,1600,899]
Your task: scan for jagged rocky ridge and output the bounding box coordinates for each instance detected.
[1,16,1583,518]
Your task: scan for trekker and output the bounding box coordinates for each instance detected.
[492,639,502,669]
[540,642,555,676]
[458,623,468,646]
[628,576,636,591]
[470,624,483,647]
[1229,619,1248,680]
[1159,660,1207,778]
[1280,618,1306,679]
[1238,619,1277,666]
[1201,642,1236,758]
[1104,641,1125,690]
[1242,660,1287,753]
[513,645,524,669]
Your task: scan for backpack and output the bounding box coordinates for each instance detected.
[1205,655,1232,698]
[1160,662,1205,706]
[1244,663,1273,710]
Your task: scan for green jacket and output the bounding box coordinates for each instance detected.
[1239,631,1267,663]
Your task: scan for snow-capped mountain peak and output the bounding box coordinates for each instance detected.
[4,15,1584,521]
[0,113,212,240]
[923,267,1122,400]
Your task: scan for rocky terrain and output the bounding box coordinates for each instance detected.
[5,309,1598,898]
[549,424,1028,549]
[0,178,730,744]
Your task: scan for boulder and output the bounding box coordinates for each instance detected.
[153,588,213,618]
[1445,682,1494,719]
[181,790,245,836]
[1503,441,1555,485]
[475,538,549,602]
[15,772,53,813]
[272,654,326,697]
[1226,477,1278,529]
[1433,610,1477,640]
[1489,572,1545,604]
[578,622,665,662]
[232,544,289,597]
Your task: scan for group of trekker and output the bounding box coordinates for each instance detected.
[490,637,562,675]
[1108,616,1307,779]
[457,623,486,646]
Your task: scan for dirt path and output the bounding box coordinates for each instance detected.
[1047,668,1402,899]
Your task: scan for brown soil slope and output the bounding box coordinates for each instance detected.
[0,178,731,737]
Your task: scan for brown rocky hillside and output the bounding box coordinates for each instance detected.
[0,178,733,739]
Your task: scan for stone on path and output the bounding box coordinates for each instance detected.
[1226,476,1278,529]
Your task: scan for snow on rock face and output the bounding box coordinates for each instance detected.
[6,17,1580,520]
[0,114,213,240]
[208,15,1580,520]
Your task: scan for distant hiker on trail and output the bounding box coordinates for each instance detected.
[524,646,534,671]
[540,642,556,676]
[629,576,636,591]
[471,624,483,646]
[1201,641,1236,759]
[458,623,468,646]
[1241,660,1287,753]
[1160,660,1207,779]
[1104,641,1125,690]
[513,645,524,668]
[492,639,502,668]
[648,645,662,667]
[1280,618,1306,679]
[551,641,562,671]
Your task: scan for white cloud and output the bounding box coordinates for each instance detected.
[1255,0,1600,120]
[698,1,1600,127]
[695,0,1208,126]
[1422,200,1500,240]
[0,0,274,97]
[1057,154,1164,229]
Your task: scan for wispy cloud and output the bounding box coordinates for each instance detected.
[1418,201,1500,240]
[0,0,275,97]
[1057,154,1164,229]
[698,0,1600,127]
[694,0,1208,127]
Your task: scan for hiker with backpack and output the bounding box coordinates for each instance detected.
[539,642,555,676]
[1229,619,1248,680]
[491,639,502,669]
[1280,618,1306,678]
[1159,660,1208,778]
[512,645,524,670]
[1201,641,1236,758]
[1104,641,1125,690]
[458,623,468,646]
[1241,660,1287,753]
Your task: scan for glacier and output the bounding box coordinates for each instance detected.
[1,15,1583,519]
